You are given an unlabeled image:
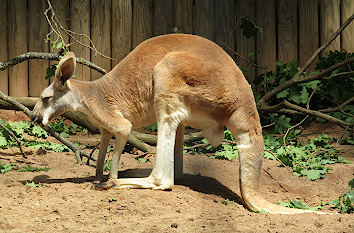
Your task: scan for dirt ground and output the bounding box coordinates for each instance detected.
[0,110,353,233]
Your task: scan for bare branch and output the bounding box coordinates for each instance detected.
[319,96,354,113]
[282,100,352,127]
[44,0,113,60]
[0,52,106,74]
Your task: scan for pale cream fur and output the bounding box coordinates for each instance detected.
[33,34,323,214]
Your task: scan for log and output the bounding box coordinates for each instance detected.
[0,97,207,152]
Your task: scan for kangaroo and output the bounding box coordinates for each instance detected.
[33,34,320,214]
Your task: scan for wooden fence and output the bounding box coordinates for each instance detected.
[0,0,353,97]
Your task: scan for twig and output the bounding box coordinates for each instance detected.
[264,149,292,172]
[222,43,267,70]
[283,115,309,147]
[184,143,210,150]
[0,91,95,164]
[0,121,26,158]
[262,168,288,192]
[0,52,106,74]
[44,0,113,60]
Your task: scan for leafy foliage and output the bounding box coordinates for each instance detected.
[103,159,111,172]
[184,130,238,161]
[0,160,15,174]
[240,17,263,39]
[0,119,88,153]
[331,178,354,214]
[17,165,50,172]
[279,200,323,211]
[25,181,43,188]
[264,133,348,180]
[253,51,354,132]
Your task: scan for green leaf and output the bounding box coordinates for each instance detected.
[45,64,57,80]
[276,89,289,99]
[25,181,42,188]
[32,126,48,138]
[300,86,309,104]
[136,158,150,163]
[240,17,263,39]
[17,165,49,172]
[56,42,63,49]
[0,136,8,148]
[302,170,321,181]
[349,178,354,190]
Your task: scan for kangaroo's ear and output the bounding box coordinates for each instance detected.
[55,52,76,88]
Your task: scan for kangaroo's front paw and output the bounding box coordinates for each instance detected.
[92,180,117,191]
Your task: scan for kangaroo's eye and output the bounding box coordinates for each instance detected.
[42,96,51,102]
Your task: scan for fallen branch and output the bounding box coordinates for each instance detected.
[0,52,106,74]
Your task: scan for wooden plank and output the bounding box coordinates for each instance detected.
[214,0,235,53]
[91,0,111,81]
[71,0,90,81]
[0,0,8,95]
[341,0,354,52]
[174,0,193,34]
[235,0,256,81]
[277,0,298,63]
[49,0,70,84]
[49,0,70,46]
[320,0,340,56]
[132,0,153,49]
[153,0,174,36]
[8,0,28,97]
[256,0,276,75]
[193,0,214,40]
[299,0,319,68]
[29,0,49,97]
[112,0,132,66]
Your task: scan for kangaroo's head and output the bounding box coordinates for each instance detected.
[33,52,79,125]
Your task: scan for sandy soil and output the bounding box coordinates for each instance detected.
[0,110,353,232]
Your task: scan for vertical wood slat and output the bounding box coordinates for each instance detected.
[71,0,91,81]
[153,0,174,36]
[299,0,319,68]
[0,0,8,95]
[174,0,192,34]
[132,0,153,49]
[91,0,111,81]
[320,0,340,56]
[8,0,28,97]
[49,0,70,83]
[235,0,256,81]
[341,0,354,52]
[29,0,49,97]
[193,0,214,40]
[256,0,276,75]
[112,0,132,66]
[277,0,298,63]
[214,0,235,55]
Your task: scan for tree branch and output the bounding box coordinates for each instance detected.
[0,52,106,75]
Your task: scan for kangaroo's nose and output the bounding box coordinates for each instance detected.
[31,113,41,124]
